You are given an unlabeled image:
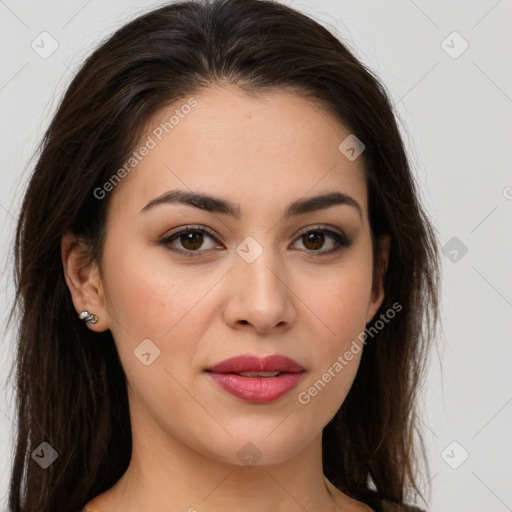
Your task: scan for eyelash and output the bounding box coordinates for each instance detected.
[159,224,353,258]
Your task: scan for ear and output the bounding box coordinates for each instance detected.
[366,234,391,324]
[61,230,109,332]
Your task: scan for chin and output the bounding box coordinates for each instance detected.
[196,428,315,468]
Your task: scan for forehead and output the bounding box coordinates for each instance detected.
[109,84,368,220]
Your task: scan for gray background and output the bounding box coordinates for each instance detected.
[1,1,511,510]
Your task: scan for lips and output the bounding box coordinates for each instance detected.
[205,354,306,404]
[205,354,305,374]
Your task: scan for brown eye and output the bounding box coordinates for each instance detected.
[301,231,326,251]
[179,231,205,251]
[160,226,222,257]
[291,227,352,254]
[161,225,352,259]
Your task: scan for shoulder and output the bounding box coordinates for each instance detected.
[343,498,423,512]
[377,500,425,512]
[81,503,102,512]
[362,492,425,512]
[323,478,424,512]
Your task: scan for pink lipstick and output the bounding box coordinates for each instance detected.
[205,354,305,404]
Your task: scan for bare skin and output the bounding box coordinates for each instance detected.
[62,83,388,512]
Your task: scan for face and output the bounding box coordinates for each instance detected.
[64,84,389,467]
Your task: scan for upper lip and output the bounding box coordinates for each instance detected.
[205,354,305,374]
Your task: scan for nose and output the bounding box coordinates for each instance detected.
[223,245,297,334]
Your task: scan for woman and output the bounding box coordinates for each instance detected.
[7,0,440,511]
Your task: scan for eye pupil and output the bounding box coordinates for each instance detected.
[182,231,203,250]
[303,232,324,250]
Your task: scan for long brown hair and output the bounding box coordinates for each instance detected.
[8,1,440,510]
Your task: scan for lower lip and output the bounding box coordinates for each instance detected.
[206,372,305,404]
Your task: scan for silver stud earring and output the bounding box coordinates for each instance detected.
[79,311,98,324]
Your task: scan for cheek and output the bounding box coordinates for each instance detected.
[100,235,212,374]
[323,272,371,321]
[302,255,374,346]
[308,274,370,375]
[102,229,203,333]
[294,251,373,406]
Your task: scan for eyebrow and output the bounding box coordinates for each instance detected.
[139,189,362,220]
